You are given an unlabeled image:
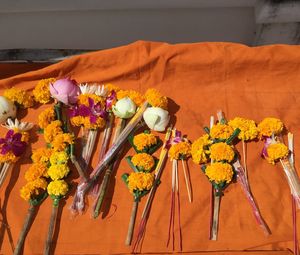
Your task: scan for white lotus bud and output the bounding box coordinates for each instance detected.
[0,96,16,124]
[143,107,170,132]
[112,97,136,119]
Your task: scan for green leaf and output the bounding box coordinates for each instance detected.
[125,156,140,172]
[29,192,48,206]
[226,128,241,144]
[203,126,210,134]
[121,173,129,186]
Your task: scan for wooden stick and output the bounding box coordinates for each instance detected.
[125,201,139,246]
[181,159,192,203]
[210,195,220,241]
[242,140,248,183]
[93,118,126,218]
[70,154,88,182]
[44,203,59,255]
[0,163,11,189]
[13,205,37,255]
[167,159,176,249]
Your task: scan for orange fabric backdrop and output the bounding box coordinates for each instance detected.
[0,41,299,255]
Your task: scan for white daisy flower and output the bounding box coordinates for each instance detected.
[2,118,34,131]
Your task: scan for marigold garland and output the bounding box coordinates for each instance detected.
[191,134,212,164]
[48,164,70,180]
[169,141,191,160]
[205,162,233,184]
[4,87,34,108]
[44,120,63,143]
[127,172,154,193]
[0,151,17,163]
[31,147,52,163]
[50,151,69,165]
[228,117,258,141]
[258,117,284,138]
[20,178,48,201]
[131,153,155,172]
[266,142,289,164]
[51,133,74,152]
[33,78,56,104]
[145,88,168,110]
[133,133,157,151]
[210,123,234,140]
[105,83,120,92]
[47,180,69,197]
[117,90,145,107]
[77,94,105,107]
[25,162,48,182]
[210,142,235,162]
[38,107,56,129]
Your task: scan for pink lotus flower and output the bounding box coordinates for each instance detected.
[49,78,80,105]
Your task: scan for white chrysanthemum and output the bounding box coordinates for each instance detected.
[95,85,108,97]
[2,118,34,131]
[79,83,97,95]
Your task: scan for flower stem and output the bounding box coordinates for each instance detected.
[93,118,126,218]
[210,193,220,241]
[0,163,11,189]
[13,205,37,255]
[44,203,59,255]
[125,200,139,246]
[70,144,88,181]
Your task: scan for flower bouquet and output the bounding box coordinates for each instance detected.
[166,129,192,251]
[0,119,33,189]
[122,149,157,245]
[71,88,170,214]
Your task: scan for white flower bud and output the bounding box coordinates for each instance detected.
[0,96,16,124]
[143,107,170,132]
[112,97,136,119]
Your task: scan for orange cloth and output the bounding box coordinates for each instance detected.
[0,41,299,255]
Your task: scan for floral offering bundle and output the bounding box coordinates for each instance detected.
[69,83,108,169]
[166,129,192,251]
[71,88,170,214]
[0,119,33,188]
[122,132,160,245]
[132,126,172,253]
[91,86,145,210]
[48,78,87,181]
[259,117,300,254]
[228,117,258,180]
[259,117,300,207]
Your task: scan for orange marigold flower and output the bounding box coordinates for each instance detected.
[145,88,168,110]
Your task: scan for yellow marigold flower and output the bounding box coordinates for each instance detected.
[25,162,48,182]
[133,133,157,151]
[31,147,52,163]
[48,164,70,180]
[266,142,289,164]
[44,120,63,143]
[127,172,154,193]
[117,90,145,107]
[0,151,18,163]
[191,134,212,164]
[205,162,233,184]
[78,94,105,107]
[50,151,69,165]
[38,107,55,129]
[47,180,68,196]
[228,117,258,141]
[258,117,284,138]
[33,78,56,104]
[210,142,235,162]
[4,87,34,108]
[145,88,168,110]
[70,116,84,127]
[169,141,191,160]
[210,123,234,140]
[105,83,120,92]
[20,177,48,201]
[51,133,74,152]
[131,153,155,171]
[83,116,106,130]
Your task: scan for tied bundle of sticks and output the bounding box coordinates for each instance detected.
[132,126,172,253]
[167,128,193,250]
